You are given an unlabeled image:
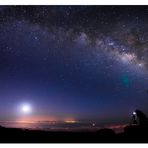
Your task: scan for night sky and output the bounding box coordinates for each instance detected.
[0,6,148,126]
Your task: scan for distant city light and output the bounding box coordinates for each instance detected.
[65,120,77,123]
[92,123,96,127]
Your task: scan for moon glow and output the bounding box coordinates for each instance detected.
[21,104,32,114]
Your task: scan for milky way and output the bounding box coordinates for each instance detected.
[0,6,148,125]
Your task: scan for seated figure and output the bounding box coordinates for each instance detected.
[132,109,148,126]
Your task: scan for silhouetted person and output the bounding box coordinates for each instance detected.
[132,113,137,125]
[135,109,148,126]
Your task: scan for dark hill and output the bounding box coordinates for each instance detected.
[0,125,148,143]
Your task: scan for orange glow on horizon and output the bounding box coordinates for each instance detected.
[64,117,77,123]
[106,124,128,133]
[65,120,77,123]
[107,124,128,129]
[16,115,58,123]
[16,116,77,123]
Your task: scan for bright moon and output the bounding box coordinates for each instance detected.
[21,104,32,114]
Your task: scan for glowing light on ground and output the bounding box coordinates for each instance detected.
[92,123,96,127]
